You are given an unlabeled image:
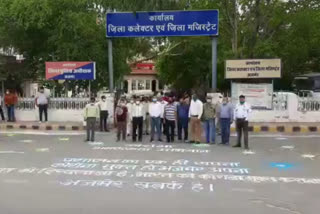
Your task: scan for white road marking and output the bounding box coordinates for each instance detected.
[276,137,288,140]
[19,139,33,143]
[35,148,50,152]
[88,142,104,146]
[301,154,317,160]
[281,145,295,150]
[243,150,256,155]
[0,151,25,154]
[59,138,70,141]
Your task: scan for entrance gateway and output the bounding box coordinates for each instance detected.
[106,10,219,92]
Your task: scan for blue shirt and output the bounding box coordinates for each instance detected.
[219,103,234,119]
[177,104,189,119]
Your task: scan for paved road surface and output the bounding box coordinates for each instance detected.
[0,131,319,214]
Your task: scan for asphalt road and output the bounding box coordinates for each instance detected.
[0,131,319,214]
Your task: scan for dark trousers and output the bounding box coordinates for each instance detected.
[178,118,188,141]
[117,121,126,141]
[165,119,175,142]
[6,105,15,122]
[100,110,109,131]
[236,118,249,149]
[160,118,166,135]
[151,117,161,141]
[39,104,48,122]
[0,106,5,121]
[86,117,96,142]
[132,117,143,141]
[220,118,231,144]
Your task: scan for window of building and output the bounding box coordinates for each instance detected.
[146,80,151,90]
[132,80,136,90]
[138,80,145,90]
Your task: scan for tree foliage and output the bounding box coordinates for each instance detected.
[156,0,320,92]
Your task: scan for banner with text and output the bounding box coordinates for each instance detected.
[225,59,281,79]
[106,10,219,37]
[231,83,273,109]
[46,62,96,80]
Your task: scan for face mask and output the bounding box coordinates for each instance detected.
[130,101,134,104]
[6,91,9,94]
[240,101,245,104]
[206,100,211,103]
[152,99,157,102]
[136,101,140,105]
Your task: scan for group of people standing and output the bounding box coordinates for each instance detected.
[102,93,252,150]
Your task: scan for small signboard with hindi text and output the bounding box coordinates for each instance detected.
[225,59,281,79]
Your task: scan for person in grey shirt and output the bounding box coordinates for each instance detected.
[217,97,234,145]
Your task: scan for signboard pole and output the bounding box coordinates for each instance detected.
[88,80,91,98]
[108,39,114,93]
[211,36,218,91]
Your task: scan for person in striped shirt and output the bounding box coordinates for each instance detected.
[163,97,177,143]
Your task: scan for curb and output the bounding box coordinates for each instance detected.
[230,125,320,133]
[1,123,320,134]
[0,123,84,131]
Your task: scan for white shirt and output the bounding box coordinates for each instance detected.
[149,102,162,117]
[98,100,108,111]
[131,104,145,119]
[36,92,49,105]
[189,99,203,119]
[234,102,252,121]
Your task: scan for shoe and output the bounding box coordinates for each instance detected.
[158,139,162,142]
[232,144,241,148]
[84,139,90,142]
[218,142,225,145]
[184,140,189,143]
[244,147,249,150]
[196,141,200,144]
[150,139,154,142]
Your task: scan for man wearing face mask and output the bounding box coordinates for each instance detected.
[149,97,162,142]
[35,87,49,123]
[126,99,134,136]
[131,98,145,142]
[115,100,128,142]
[233,95,252,150]
[163,96,177,143]
[189,94,203,144]
[201,96,218,144]
[84,97,99,142]
[98,95,109,132]
[217,97,234,145]
[177,97,189,143]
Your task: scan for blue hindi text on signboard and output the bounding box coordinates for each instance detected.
[106,10,219,37]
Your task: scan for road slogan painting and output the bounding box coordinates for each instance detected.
[106,10,219,37]
[225,59,281,79]
[45,62,96,80]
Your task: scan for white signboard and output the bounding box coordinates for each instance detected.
[231,83,273,109]
[225,59,281,79]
